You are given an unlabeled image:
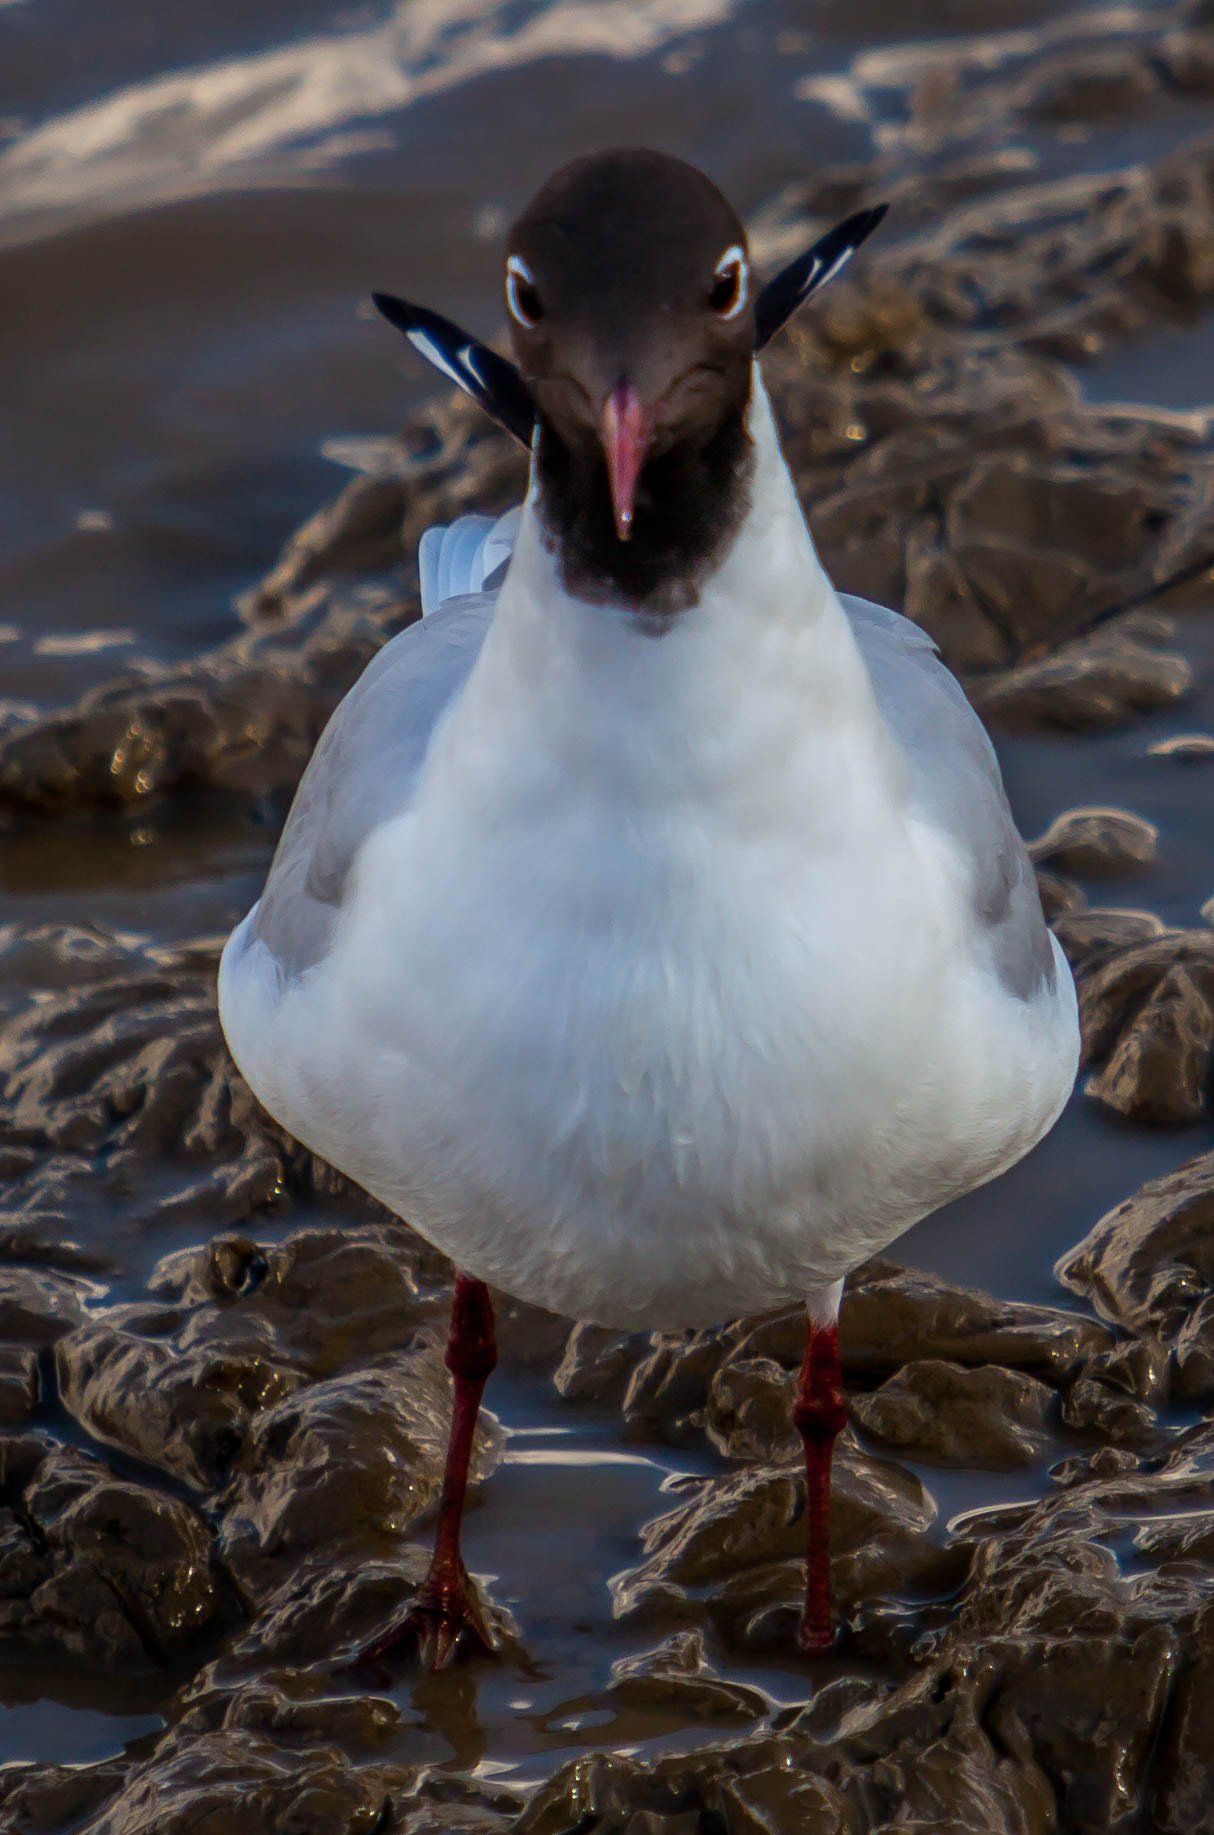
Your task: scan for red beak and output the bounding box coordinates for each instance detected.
[600,379,649,542]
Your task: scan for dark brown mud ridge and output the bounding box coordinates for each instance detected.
[6,6,1214,1831]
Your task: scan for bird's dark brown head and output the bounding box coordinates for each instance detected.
[505,150,757,616]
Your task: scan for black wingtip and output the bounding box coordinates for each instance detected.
[754,202,890,350]
[816,202,890,255]
[855,202,890,236]
[371,290,415,331]
[370,289,536,449]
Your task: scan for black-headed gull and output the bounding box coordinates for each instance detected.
[219,150,1079,1667]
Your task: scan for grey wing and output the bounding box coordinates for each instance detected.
[841,593,1055,1000]
[252,592,495,978]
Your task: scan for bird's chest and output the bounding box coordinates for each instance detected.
[335,774,950,1208]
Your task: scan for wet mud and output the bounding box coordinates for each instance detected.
[5,0,1214,1829]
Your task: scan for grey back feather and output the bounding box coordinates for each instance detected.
[841,593,1054,1000]
[253,592,496,977]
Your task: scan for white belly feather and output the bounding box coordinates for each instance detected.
[221,760,1076,1329]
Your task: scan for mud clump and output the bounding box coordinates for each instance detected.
[970,617,1194,731]
[512,1668,1057,1835]
[852,1359,1057,1467]
[1057,1148,1214,1401]
[0,583,421,816]
[0,1346,39,1423]
[584,1256,1114,1457]
[610,1441,955,1661]
[0,1267,95,1345]
[837,1258,1114,1378]
[35,1727,409,1835]
[528,1443,1214,1833]
[0,921,403,1263]
[217,1346,501,1601]
[1072,929,1214,1124]
[55,1317,296,1490]
[1086,964,1214,1125]
[0,1435,225,1667]
[1030,806,1160,878]
[1153,1600,1214,1834]
[585,1630,770,1731]
[0,1731,520,1835]
[148,1223,447,1377]
[1053,907,1167,972]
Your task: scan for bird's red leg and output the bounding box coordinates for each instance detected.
[357,1273,498,1672]
[792,1311,847,1654]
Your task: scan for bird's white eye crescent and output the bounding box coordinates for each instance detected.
[710,245,748,320]
[506,254,543,328]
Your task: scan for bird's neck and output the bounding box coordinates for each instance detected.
[439,369,902,826]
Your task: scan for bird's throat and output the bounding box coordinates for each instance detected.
[533,407,755,622]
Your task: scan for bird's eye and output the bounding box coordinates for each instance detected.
[506,255,544,328]
[710,246,748,320]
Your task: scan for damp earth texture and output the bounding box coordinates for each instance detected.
[5,1,1214,1830]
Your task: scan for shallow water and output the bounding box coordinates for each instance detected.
[3,0,1214,1817]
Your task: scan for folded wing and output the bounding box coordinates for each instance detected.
[842,592,1055,1001]
[248,512,518,979]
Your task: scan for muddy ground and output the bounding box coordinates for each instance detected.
[5,1,1214,1830]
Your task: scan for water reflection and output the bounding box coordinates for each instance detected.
[0,1667,166,1767]
[0,0,736,242]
